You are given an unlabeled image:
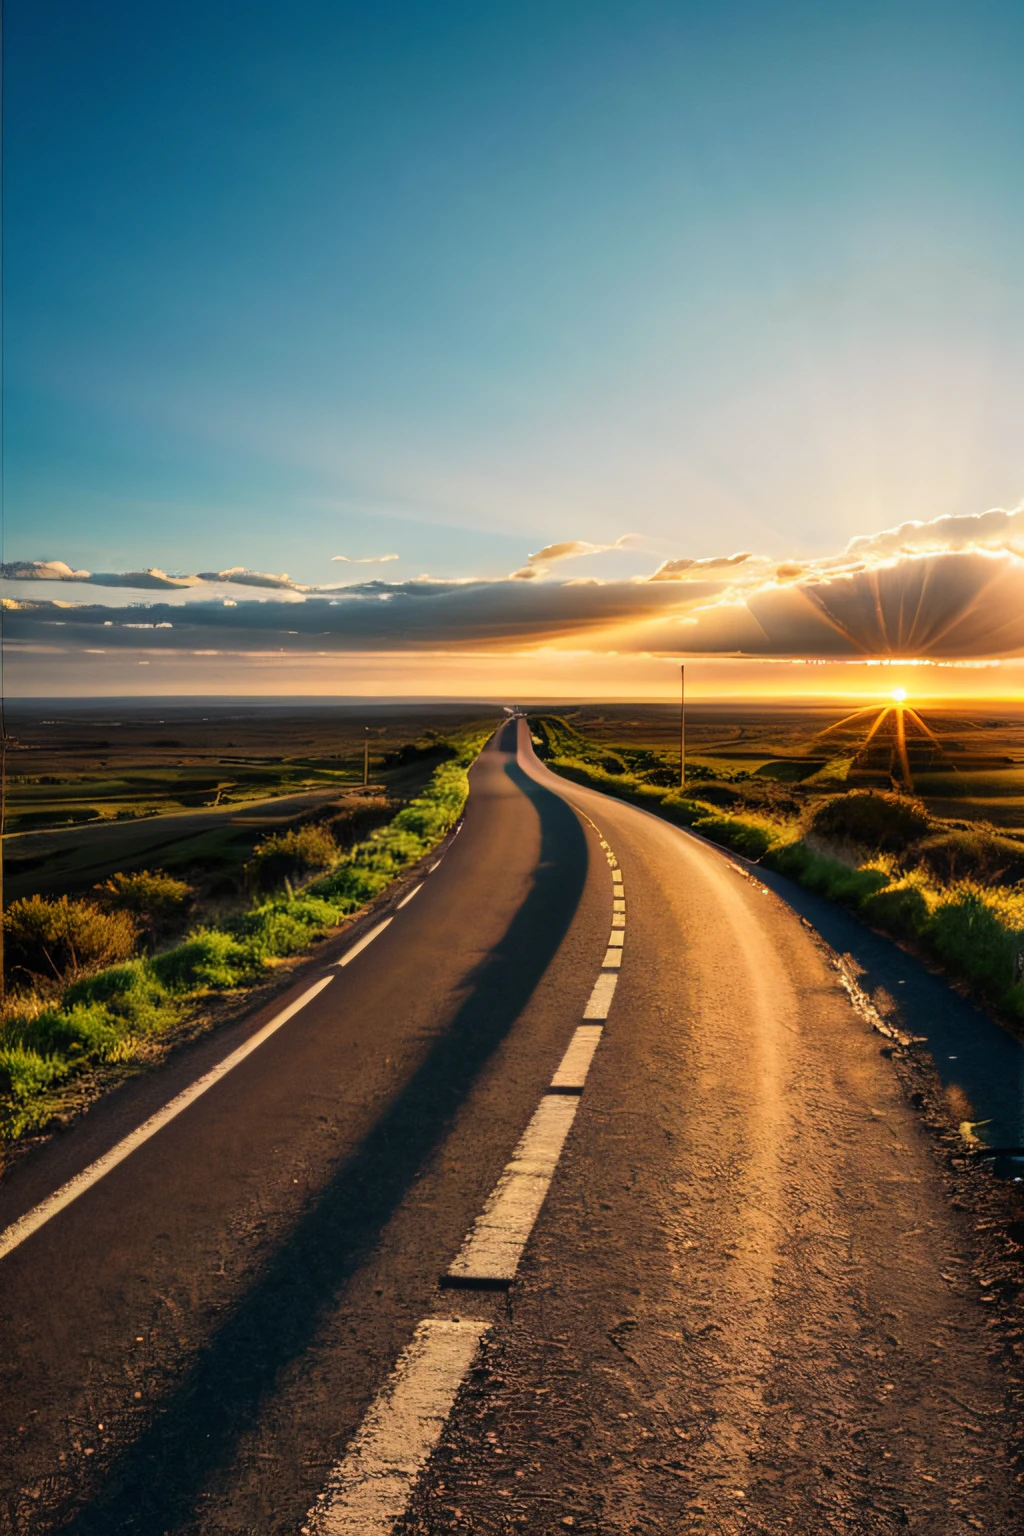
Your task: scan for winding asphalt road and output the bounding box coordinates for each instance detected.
[0,720,1019,1535]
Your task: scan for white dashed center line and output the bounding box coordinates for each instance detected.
[584,973,619,1018]
[307,789,629,1531]
[443,1094,582,1287]
[550,1026,603,1093]
[306,1317,490,1535]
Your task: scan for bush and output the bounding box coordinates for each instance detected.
[95,868,194,941]
[64,961,180,1035]
[246,823,338,890]
[235,896,343,959]
[691,814,776,860]
[0,1045,68,1102]
[690,782,742,810]
[924,888,1018,996]
[859,883,929,939]
[766,842,891,907]
[912,829,1024,886]
[14,1002,128,1061]
[4,896,138,988]
[150,928,255,992]
[0,1047,69,1136]
[325,795,391,848]
[810,791,929,854]
[659,794,710,827]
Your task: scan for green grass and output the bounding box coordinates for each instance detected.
[0,726,495,1142]
[534,712,1024,1035]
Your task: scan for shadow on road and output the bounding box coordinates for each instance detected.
[58,731,588,1534]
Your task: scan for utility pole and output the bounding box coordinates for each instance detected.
[363,727,369,787]
[679,664,685,791]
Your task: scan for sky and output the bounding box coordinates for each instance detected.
[4,0,1024,698]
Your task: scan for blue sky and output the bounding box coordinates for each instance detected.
[7,0,1023,596]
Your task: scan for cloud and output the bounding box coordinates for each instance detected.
[8,506,1024,664]
[510,533,640,579]
[649,552,755,581]
[845,504,1024,562]
[331,553,400,563]
[0,561,307,592]
[2,577,706,655]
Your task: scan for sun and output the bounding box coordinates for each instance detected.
[891,687,907,702]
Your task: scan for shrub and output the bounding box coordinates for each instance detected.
[246,823,339,890]
[235,896,343,959]
[658,794,709,827]
[810,791,929,854]
[14,1002,128,1061]
[95,868,194,941]
[924,888,1018,996]
[325,795,391,848]
[0,1047,69,1135]
[912,829,1024,886]
[150,928,255,992]
[859,883,929,939]
[0,1045,68,1101]
[690,783,742,810]
[692,813,776,860]
[4,896,138,988]
[64,961,180,1035]
[766,842,891,906]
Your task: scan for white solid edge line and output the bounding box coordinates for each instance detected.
[0,974,335,1263]
[583,972,618,1019]
[308,1317,490,1536]
[337,917,393,967]
[396,883,423,909]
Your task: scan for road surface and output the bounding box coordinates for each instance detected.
[0,719,1019,1534]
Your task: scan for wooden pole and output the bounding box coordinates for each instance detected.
[363,730,369,787]
[680,664,685,791]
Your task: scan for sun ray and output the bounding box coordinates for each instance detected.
[904,706,964,778]
[861,705,892,748]
[895,704,913,790]
[813,704,880,739]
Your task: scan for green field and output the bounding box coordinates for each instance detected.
[538,701,1024,836]
[528,703,1024,1040]
[2,702,498,905]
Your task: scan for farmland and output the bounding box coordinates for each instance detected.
[2,700,499,904]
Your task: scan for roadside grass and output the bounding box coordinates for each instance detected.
[0,727,494,1143]
[532,713,1024,1034]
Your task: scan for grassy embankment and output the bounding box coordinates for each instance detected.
[0,724,495,1142]
[532,714,1024,1030]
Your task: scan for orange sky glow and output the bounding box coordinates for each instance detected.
[12,642,1024,706]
